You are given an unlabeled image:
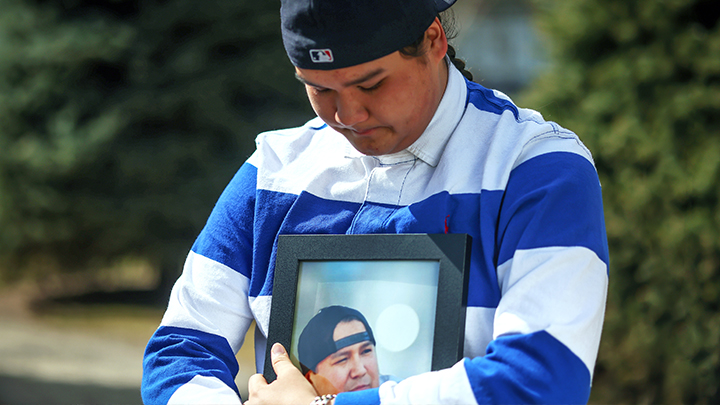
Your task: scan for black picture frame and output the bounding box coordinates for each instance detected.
[263,233,471,385]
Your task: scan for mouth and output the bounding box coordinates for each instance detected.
[349,384,371,392]
[352,128,375,136]
[334,125,377,137]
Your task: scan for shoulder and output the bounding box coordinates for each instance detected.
[466,81,593,165]
[247,117,359,195]
[250,117,322,163]
[433,81,596,194]
[247,117,348,168]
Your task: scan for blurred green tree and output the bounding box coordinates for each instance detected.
[522,0,719,403]
[0,0,312,294]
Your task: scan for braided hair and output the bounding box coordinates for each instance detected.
[446,44,473,81]
[399,10,474,82]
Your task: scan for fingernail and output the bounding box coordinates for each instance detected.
[271,343,285,356]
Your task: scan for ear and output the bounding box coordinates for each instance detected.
[425,17,449,64]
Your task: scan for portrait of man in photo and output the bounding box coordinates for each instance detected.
[297,305,396,395]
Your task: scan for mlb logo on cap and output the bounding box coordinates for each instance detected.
[309,49,334,63]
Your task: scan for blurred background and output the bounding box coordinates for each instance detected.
[0,0,717,403]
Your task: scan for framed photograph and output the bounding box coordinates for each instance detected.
[263,233,471,394]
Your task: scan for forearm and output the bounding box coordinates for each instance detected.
[335,236,607,404]
[142,326,243,404]
[333,332,594,405]
[142,251,255,403]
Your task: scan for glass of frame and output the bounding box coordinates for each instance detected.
[263,233,471,394]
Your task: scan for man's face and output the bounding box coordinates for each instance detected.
[311,320,380,393]
[294,20,448,156]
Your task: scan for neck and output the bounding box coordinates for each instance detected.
[438,56,450,98]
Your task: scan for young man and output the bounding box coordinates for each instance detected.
[142,0,609,404]
[297,306,390,395]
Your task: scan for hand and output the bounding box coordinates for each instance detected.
[245,343,318,405]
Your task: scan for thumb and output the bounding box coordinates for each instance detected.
[270,343,297,377]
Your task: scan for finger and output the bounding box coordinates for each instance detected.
[270,343,300,377]
[247,373,268,395]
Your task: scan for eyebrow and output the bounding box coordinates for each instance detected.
[295,68,385,89]
[330,348,350,360]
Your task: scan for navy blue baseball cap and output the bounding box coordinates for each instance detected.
[297,306,376,373]
[281,0,457,70]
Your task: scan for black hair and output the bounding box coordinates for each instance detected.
[399,10,474,81]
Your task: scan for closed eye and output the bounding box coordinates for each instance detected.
[359,79,383,92]
[332,357,348,366]
[311,86,331,94]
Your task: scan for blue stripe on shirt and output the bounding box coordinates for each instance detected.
[257,190,360,296]
[465,331,591,404]
[497,152,609,268]
[192,163,258,279]
[193,151,608,308]
[466,79,520,120]
[142,326,240,404]
[335,387,381,405]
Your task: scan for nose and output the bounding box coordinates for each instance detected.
[348,357,368,379]
[335,93,368,128]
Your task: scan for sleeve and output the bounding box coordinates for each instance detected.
[141,162,260,405]
[335,148,609,405]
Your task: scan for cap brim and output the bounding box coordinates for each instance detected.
[435,0,457,12]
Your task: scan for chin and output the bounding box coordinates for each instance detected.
[341,134,399,156]
[350,142,397,156]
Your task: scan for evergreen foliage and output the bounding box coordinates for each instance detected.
[522,0,720,403]
[0,0,312,283]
